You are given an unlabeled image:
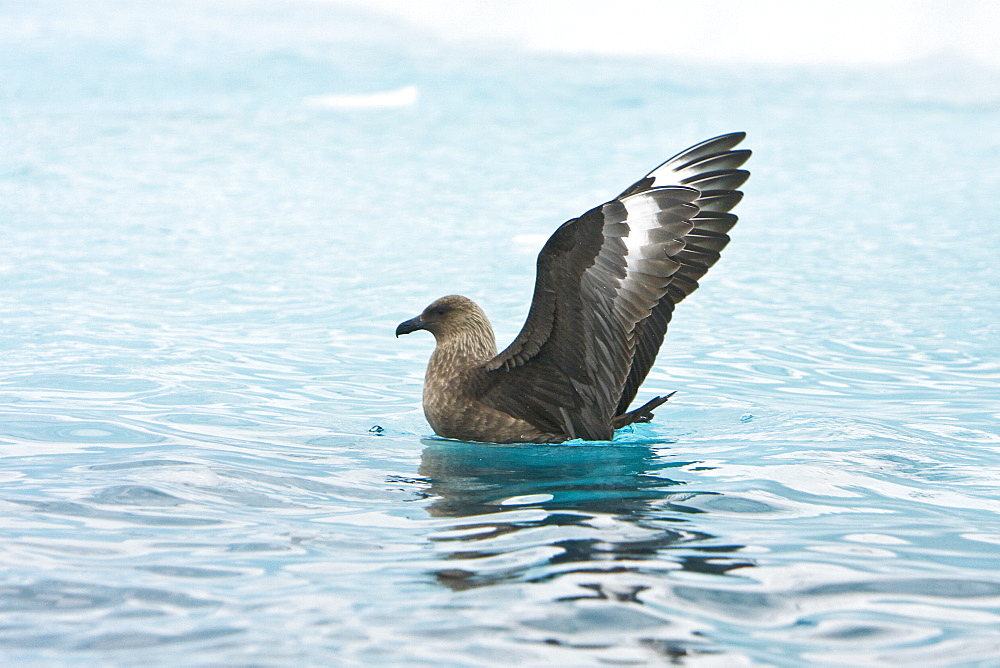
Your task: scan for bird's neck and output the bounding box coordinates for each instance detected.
[429,320,498,375]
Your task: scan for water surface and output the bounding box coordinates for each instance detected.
[2,1,999,665]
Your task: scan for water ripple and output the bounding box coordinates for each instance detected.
[2,1,1000,663]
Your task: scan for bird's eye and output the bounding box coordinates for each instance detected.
[434,307,447,316]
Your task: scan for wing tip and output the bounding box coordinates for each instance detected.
[647,131,749,177]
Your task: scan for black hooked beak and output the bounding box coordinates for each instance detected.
[395,315,426,337]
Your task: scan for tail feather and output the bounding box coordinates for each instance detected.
[612,391,676,430]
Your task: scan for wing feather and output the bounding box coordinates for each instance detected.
[615,133,750,416]
[475,133,749,438]
[479,186,701,440]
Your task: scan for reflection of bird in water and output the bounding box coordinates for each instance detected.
[417,439,752,592]
[397,133,750,443]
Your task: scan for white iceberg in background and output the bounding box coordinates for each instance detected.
[303,85,418,109]
[338,0,1000,69]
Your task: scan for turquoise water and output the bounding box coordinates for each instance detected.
[2,1,1000,665]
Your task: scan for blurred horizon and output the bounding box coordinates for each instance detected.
[336,0,1000,69]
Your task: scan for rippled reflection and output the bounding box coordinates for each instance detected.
[418,440,752,592]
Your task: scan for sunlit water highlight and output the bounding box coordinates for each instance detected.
[2,1,999,665]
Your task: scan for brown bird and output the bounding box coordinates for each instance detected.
[396,132,750,443]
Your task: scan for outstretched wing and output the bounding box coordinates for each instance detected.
[614,132,750,415]
[475,133,750,440]
[476,181,703,441]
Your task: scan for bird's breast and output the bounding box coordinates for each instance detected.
[421,365,560,444]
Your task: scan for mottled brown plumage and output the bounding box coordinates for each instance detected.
[396,133,750,443]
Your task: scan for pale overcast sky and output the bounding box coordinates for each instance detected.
[335,0,1000,68]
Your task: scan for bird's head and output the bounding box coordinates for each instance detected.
[395,295,494,349]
